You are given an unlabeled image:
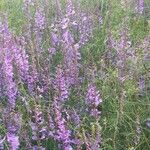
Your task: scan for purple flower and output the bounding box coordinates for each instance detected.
[78,12,93,46]
[0,65,4,98]
[61,34,80,86]
[86,84,102,107]
[48,47,56,55]
[35,8,45,30]
[3,61,17,107]
[51,31,59,47]
[70,110,81,126]
[7,133,20,150]
[136,0,144,14]
[86,84,102,118]
[61,18,70,30]
[30,105,46,143]
[53,99,73,149]
[62,29,74,45]
[0,20,18,107]
[66,0,75,17]
[23,0,34,9]
[34,8,45,52]
[27,64,38,93]
[13,37,29,81]
[54,65,69,102]
[48,114,55,138]
[2,109,22,150]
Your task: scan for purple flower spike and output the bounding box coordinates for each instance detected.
[7,133,20,150]
[51,31,59,47]
[54,65,69,102]
[86,84,102,118]
[136,0,144,14]
[0,20,18,107]
[66,0,75,17]
[35,8,45,30]
[2,110,22,150]
[12,38,29,82]
[53,99,73,150]
[0,65,4,98]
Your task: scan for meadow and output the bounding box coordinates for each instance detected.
[0,0,150,149]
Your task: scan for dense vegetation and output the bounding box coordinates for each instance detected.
[0,0,150,149]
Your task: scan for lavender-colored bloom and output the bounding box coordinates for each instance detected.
[7,133,20,150]
[57,0,82,86]
[55,0,62,17]
[70,110,81,126]
[0,65,4,98]
[16,36,29,76]
[65,0,79,32]
[0,20,18,107]
[3,53,17,107]
[86,84,102,118]
[61,18,70,30]
[48,47,56,55]
[23,0,34,9]
[75,139,83,150]
[35,8,45,30]
[63,48,80,86]
[2,110,22,150]
[54,65,69,102]
[78,12,93,46]
[62,29,74,45]
[27,64,38,93]
[51,31,59,47]
[66,0,75,17]
[86,84,102,107]
[12,40,29,81]
[48,114,55,138]
[61,30,80,86]
[53,99,73,150]
[136,0,144,14]
[34,8,45,52]
[30,105,46,142]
